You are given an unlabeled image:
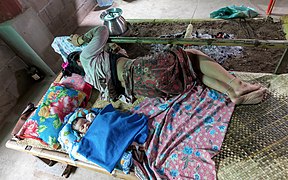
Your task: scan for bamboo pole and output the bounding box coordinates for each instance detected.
[109,37,288,48]
[126,18,219,24]
[126,18,266,24]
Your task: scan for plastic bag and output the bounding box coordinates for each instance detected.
[96,0,113,7]
[210,5,259,19]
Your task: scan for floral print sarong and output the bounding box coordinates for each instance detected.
[123,46,197,100]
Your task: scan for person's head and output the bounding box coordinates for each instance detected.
[62,51,85,77]
[72,117,91,134]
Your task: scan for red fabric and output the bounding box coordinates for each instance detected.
[18,134,49,146]
[81,82,93,107]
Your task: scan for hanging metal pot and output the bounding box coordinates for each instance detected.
[100,8,128,36]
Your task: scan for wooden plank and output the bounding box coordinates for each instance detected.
[5,140,138,180]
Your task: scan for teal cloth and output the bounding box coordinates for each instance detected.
[210,5,259,19]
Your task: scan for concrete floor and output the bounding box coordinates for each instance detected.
[1,0,287,179]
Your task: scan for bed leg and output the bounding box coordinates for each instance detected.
[35,156,77,178]
[61,165,77,178]
[36,156,57,167]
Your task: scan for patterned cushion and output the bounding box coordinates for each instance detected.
[58,108,90,157]
[20,84,86,149]
[59,73,93,107]
[116,151,133,174]
[59,73,87,91]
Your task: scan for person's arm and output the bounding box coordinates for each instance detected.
[80,26,109,60]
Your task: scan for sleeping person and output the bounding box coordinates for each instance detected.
[71,112,96,136]
[67,25,267,105]
[59,104,148,173]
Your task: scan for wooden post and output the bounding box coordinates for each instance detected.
[274,48,288,74]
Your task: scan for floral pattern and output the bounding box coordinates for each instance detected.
[22,119,39,137]
[132,85,235,179]
[21,84,86,149]
[59,73,93,107]
[60,73,86,91]
[125,47,197,100]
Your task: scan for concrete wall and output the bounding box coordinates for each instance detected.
[0,0,22,23]
[0,0,96,127]
[18,0,97,35]
[0,8,59,76]
[0,39,34,128]
[0,0,97,76]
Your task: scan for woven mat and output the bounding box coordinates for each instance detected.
[213,72,288,180]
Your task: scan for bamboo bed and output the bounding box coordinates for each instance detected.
[5,18,288,179]
[6,72,288,179]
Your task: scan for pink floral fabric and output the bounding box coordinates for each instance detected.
[132,84,235,179]
[59,73,93,107]
[60,73,86,91]
[22,119,39,137]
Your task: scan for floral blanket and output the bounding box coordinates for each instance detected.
[131,84,235,179]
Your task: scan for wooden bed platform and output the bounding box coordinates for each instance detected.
[6,71,288,179]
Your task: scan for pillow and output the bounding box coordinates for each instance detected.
[19,84,86,149]
[58,108,90,156]
[59,73,93,107]
[58,108,101,160]
[60,73,86,91]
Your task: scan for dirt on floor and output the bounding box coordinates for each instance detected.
[120,17,287,73]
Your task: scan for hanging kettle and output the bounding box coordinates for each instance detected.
[100,8,128,36]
